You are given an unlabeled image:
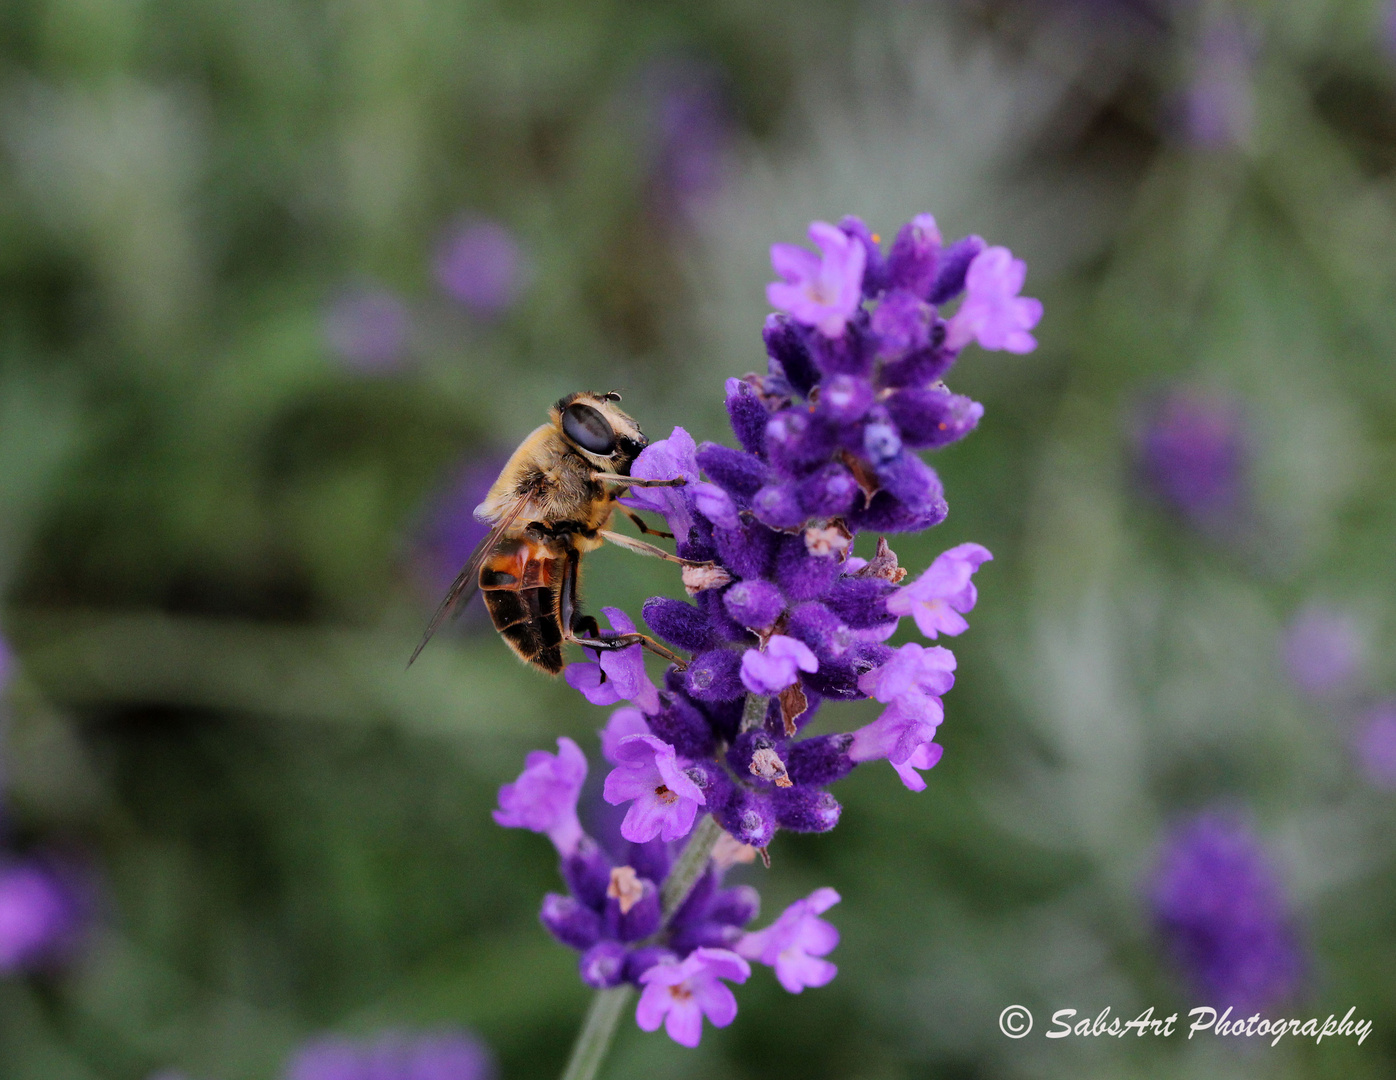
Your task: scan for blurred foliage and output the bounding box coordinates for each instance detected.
[1,0,1396,1078]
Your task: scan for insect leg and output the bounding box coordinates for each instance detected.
[591,473,688,489]
[597,529,712,567]
[565,627,688,669]
[621,508,674,540]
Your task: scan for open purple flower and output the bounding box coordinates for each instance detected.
[740,635,818,695]
[848,699,946,792]
[620,426,700,544]
[858,642,956,707]
[492,737,587,855]
[885,543,992,638]
[736,887,840,993]
[945,246,1042,353]
[636,947,751,1047]
[603,735,705,843]
[766,222,867,338]
[565,608,661,713]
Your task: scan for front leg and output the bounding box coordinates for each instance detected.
[598,529,706,567]
[592,473,688,489]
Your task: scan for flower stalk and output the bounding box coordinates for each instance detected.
[561,809,725,1079]
[558,984,636,1080]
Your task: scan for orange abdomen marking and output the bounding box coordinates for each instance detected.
[480,538,557,591]
[478,537,567,673]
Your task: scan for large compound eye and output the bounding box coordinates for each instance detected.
[562,403,617,455]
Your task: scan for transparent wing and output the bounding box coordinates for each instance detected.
[407,496,532,667]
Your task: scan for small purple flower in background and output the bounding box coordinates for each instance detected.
[736,887,840,993]
[492,737,587,856]
[1281,603,1365,701]
[739,635,818,695]
[413,452,510,597]
[767,222,867,337]
[0,859,88,973]
[1181,16,1255,149]
[603,735,706,843]
[636,947,750,1047]
[0,634,12,691]
[639,58,734,221]
[323,285,411,372]
[886,544,992,638]
[1149,811,1304,1014]
[1135,388,1249,530]
[1354,701,1396,789]
[945,247,1043,354]
[433,216,527,317]
[284,1028,494,1080]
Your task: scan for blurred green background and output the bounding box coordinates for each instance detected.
[2,0,1395,1076]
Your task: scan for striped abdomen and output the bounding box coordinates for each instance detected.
[479,537,566,674]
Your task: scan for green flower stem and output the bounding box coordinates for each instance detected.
[558,694,768,1079]
[558,984,636,1080]
[740,691,770,733]
[659,812,726,918]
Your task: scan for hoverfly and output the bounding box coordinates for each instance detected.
[409,391,703,673]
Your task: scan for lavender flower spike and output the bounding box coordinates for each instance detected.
[565,607,661,713]
[766,221,867,338]
[636,947,751,1047]
[493,736,587,855]
[736,887,841,993]
[886,543,992,639]
[740,634,819,695]
[1149,811,1303,1013]
[945,246,1042,354]
[603,734,706,843]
